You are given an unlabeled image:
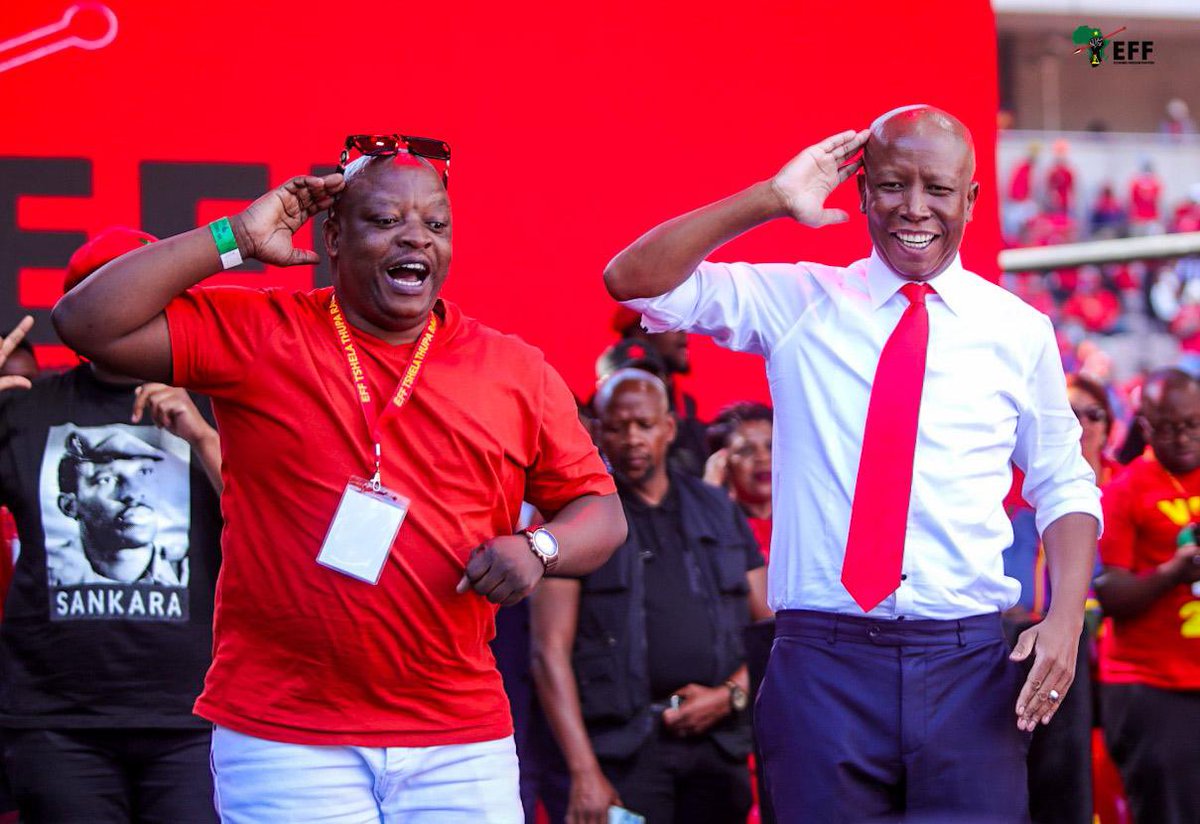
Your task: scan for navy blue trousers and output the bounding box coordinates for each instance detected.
[755,610,1031,824]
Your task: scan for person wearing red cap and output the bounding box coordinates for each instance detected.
[0,229,224,822]
[52,152,624,821]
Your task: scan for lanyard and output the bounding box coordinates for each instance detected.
[328,294,439,489]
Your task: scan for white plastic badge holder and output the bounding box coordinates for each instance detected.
[317,477,409,584]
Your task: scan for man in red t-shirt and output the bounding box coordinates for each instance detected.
[1096,368,1200,824]
[1128,162,1163,236]
[53,144,626,822]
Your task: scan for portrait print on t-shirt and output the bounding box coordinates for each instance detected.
[40,424,192,622]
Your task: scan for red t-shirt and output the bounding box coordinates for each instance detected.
[1129,174,1161,222]
[165,287,614,746]
[1098,454,1200,689]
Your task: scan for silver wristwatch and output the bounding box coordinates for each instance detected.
[523,526,560,573]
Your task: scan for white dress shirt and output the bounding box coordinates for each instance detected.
[623,251,1102,619]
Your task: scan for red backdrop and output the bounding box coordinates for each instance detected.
[2,0,999,417]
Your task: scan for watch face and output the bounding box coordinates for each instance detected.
[732,687,748,711]
[532,529,559,557]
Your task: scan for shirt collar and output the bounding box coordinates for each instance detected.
[865,248,970,317]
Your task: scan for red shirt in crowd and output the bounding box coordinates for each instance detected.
[746,515,772,565]
[1046,162,1074,213]
[1173,202,1200,233]
[1129,172,1162,223]
[165,287,614,746]
[1061,290,1121,334]
[1008,158,1033,203]
[1098,454,1200,689]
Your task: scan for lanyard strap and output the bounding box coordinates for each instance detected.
[328,294,439,488]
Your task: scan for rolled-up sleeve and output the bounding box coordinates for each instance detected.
[621,261,811,357]
[1012,315,1104,536]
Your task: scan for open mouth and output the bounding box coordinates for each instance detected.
[892,231,938,251]
[385,261,431,296]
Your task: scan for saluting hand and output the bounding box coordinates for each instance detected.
[770,129,870,227]
[229,174,346,267]
[0,316,34,393]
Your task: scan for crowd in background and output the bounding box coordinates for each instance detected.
[0,121,1197,821]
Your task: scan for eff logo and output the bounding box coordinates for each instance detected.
[1071,25,1155,67]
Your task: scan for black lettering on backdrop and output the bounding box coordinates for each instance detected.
[139,162,269,272]
[0,157,90,344]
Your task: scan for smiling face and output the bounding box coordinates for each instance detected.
[858,108,979,281]
[325,157,452,343]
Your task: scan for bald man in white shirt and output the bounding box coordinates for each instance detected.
[604,106,1101,823]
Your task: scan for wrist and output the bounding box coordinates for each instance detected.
[568,760,603,778]
[226,213,256,261]
[190,426,220,452]
[1158,557,1187,586]
[758,179,793,221]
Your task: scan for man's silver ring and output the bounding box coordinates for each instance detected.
[1048,689,1060,702]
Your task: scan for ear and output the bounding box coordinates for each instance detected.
[965,181,980,222]
[664,413,678,446]
[58,493,79,520]
[324,211,341,260]
[857,172,867,213]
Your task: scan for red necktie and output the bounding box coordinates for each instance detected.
[841,282,932,612]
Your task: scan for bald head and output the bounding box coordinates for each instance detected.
[594,368,669,417]
[866,105,975,177]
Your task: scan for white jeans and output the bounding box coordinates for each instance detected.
[210,725,523,823]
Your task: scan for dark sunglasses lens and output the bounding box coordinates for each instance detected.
[1074,407,1106,423]
[351,135,402,155]
[404,137,451,161]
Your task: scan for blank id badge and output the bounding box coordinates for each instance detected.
[316,477,410,584]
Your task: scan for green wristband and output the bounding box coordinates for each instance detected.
[209,217,243,269]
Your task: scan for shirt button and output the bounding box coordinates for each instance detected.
[900,574,908,581]
[868,625,880,638]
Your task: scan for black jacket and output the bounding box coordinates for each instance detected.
[571,471,758,760]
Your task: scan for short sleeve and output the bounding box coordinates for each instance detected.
[621,261,816,357]
[1098,472,1136,570]
[524,361,616,516]
[1011,314,1104,535]
[164,286,278,397]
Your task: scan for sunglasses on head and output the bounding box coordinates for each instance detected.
[1072,406,1107,424]
[336,134,451,187]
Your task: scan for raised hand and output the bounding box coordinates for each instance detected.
[0,316,35,392]
[770,129,870,227]
[131,383,213,446]
[230,174,346,267]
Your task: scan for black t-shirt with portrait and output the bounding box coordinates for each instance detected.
[0,366,221,728]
